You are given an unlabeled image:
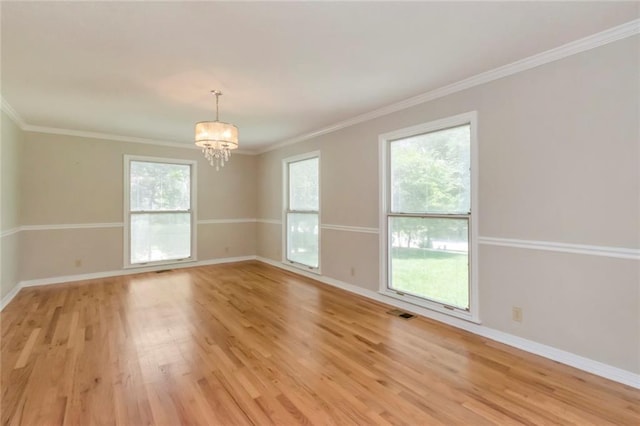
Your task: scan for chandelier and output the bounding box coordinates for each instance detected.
[195,90,239,170]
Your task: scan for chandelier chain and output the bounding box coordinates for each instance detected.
[214,90,220,121]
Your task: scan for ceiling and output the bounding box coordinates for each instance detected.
[2,1,638,152]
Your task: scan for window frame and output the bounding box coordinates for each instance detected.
[123,155,198,269]
[282,151,321,274]
[378,112,479,322]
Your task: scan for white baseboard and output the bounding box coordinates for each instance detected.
[255,256,640,389]
[194,256,257,266]
[2,256,257,309]
[19,255,257,288]
[475,328,640,389]
[0,282,22,311]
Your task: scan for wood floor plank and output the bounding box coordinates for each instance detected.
[2,261,639,425]
[13,328,40,369]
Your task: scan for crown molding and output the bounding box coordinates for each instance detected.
[24,124,197,150]
[23,124,258,155]
[258,18,640,154]
[0,107,257,155]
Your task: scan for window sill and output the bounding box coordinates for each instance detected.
[124,258,197,270]
[379,289,479,323]
[283,260,321,276]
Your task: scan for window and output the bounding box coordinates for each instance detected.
[124,156,197,267]
[284,152,320,271]
[380,112,478,321]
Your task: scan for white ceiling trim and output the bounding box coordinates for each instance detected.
[0,100,257,155]
[259,18,640,154]
[2,19,638,155]
[21,124,257,155]
[23,124,199,150]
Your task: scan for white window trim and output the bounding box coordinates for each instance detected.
[123,155,198,269]
[282,151,321,274]
[378,112,479,323]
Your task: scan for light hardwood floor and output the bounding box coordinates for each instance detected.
[2,261,638,425]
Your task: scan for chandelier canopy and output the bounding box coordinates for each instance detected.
[195,90,239,170]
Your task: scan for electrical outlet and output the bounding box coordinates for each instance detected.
[350,267,355,277]
[74,259,82,268]
[225,246,230,254]
[512,306,523,322]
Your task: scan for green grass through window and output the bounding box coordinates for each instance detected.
[390,247,468,309]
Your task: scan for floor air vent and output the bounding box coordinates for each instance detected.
[155,269,173,274]
[387,309,416,320]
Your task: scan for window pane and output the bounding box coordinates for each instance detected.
[289,158,319,211]
[131,213,191,264]
[287,212,319,268]
[389,216,468,309]
[390,125,470,214]
[130,161,191,211]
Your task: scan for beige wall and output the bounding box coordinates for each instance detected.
[19,132,257,281]
[20,228,122,280]
[480,246,639,372]
[256,222,281,261]
[198,222,256,260]
[1,111,22,231]
[1,233,20,299]
[1,111,24,299]
[255,36,640,373]
[21,133,258,225]
[321,230,379,292]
